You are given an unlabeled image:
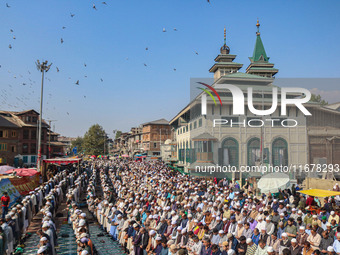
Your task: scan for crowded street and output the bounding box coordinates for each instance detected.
[3,158,339,255]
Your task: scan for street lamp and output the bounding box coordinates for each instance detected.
[36,60,52,172]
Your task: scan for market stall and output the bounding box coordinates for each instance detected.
[42,157,82,181]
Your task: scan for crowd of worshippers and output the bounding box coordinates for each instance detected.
[0,166,86,255]
[83,159,340,255]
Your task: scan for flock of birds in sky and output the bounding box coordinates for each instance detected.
[1,0,211,116]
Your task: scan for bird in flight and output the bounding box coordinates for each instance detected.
[174,28,177,31]
[93,4,97,10]
[8,44,12,49]
[102,2,107,5]
[22,83,26,86]
[100,78,103,82]
[67,112,69,115]
[162,28,166,32]
[207,0,210,3]
[70,13,75,17]
[84,63,87,67]
[13,36,16,40]
[56,67,59,72]
[145,47,148,51]
[174,68,176,71]
[6,3,10,8]
[61,38,64,44]
[144,63,147,67]
[62,26,66,29]
[195,51,199,55]
[10,29,13,32]
[75,80,79,85]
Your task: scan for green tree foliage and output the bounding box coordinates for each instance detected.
[83,124,107,155]
[310,94,328,106]
[71,136,84,154]
[115,130,122,139]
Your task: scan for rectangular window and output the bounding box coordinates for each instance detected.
[11,146,16,153]
[153,142,157,148]
[31,130,37,140]
[194,121,197,129]
[186,126,188,132]
[31,156,36,163]
[32,116,37,123]
[23,129,29,139]
[212,105,215,115]
[189,123,192,131]
[31,143,36,154]
[41,131,45,140]
[23,156,28,163]
[0,130,8,138]
[23,143,28,153]
[41,146,44,154]
[272,118,287,127]
[246,117,263,126]
[26,116,31,122]
[0,143,7,151]
[198,119,202,127]
[11,131,16,137]
[221,116,240,126]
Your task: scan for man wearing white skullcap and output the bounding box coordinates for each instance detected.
[290,238,302,255]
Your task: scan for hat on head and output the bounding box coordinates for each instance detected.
[291,238,297,243]
[228,249,235,255]
[40,237,47,242]
[267,246,274,252]
[328,246,334,252]
[227,233,233,238]
[246,238,252,244]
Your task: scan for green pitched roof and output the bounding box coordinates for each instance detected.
[250,34,269,62]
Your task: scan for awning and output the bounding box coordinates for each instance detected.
[43,158,82,164]
[5,168,39,177]
[298,189,340,197]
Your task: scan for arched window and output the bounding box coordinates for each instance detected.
[272,138,288,166]
[221,138,239,168]
[247,137,260,166]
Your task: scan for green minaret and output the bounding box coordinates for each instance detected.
[246,19,278,78]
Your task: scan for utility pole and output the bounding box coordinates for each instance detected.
[47,120,57,159]
[36,60,52,172]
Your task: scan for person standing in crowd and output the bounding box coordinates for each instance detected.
[1,193,10,220]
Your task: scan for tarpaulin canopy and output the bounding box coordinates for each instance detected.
[257,172,291,193]
[5,168,39,177]
[0,165,15,175]
[43,158,81,164]
[298,189,340,197]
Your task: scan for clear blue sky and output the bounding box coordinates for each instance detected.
[1,0,340,138]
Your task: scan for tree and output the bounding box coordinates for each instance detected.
[83,124,107,155]
[115,130,122,139]
[310,94,328,106]
[71,136,84,154]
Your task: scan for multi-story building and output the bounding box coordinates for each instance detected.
[141,119,171,156]
[57,136,76,155]
[170,22,340,180]
[48,132,66,158]
[126,127,143,157]
[0,109,49,166]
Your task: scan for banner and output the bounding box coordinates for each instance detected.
[9,175,40,196]
[0,178,21,207]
